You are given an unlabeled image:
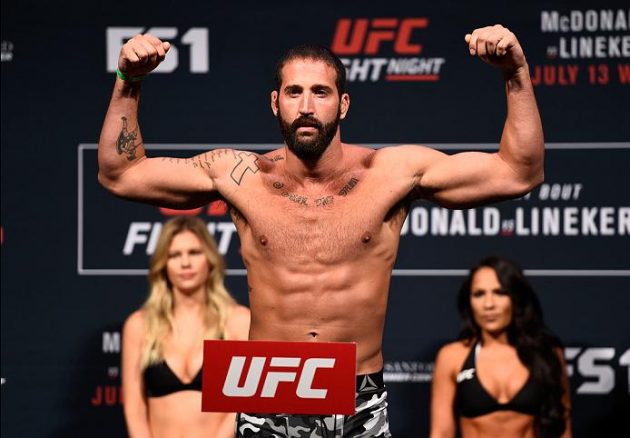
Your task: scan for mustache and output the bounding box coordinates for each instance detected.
[290,116,323,131]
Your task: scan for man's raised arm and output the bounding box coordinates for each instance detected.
[394,25,544,208]
[98,34,224,208]
[481,24,545,193]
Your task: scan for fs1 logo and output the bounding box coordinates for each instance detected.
[202,340,356,415]
[331,18,445,82]
[566,347,630,394]
[106,27,208,74]
[223,357,334,398]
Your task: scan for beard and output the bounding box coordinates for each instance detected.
[277,107,340,161]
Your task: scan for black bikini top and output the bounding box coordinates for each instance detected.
[143,360,202,398]
[455,343,545,417]
[143,331,227,397]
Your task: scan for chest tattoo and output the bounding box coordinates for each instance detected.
[338,177,359,196]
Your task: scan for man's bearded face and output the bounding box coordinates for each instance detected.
[277,106,341,161]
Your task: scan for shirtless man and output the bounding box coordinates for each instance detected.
[99,25,543,437]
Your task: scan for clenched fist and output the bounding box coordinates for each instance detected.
[465,25,526,75]
[118,34,171,79]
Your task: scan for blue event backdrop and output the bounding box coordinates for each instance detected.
[1,0,629,436]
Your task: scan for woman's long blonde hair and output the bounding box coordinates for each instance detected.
[140,215,235,368]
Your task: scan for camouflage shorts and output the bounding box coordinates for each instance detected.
[235,371,391,437]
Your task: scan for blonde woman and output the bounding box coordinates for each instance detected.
[122,216,250,438]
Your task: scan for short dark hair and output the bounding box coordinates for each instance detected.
[274,44,347,96]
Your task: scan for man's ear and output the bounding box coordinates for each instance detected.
[270,90,279,116]
[339,93,350,120]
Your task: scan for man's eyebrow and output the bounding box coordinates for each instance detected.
[312,84,334,91]
[284,84,303,92]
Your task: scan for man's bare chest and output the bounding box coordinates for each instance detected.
[228,171,406,261]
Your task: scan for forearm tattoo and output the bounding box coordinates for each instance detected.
[116,117,141,161]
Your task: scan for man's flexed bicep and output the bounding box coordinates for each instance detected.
[98,96,223,208]
[99,148,259,209]
[97,34,258,208]
[387,145,540,208]
[98,33,170,177]
[416,148,540,208]
[408,25,544,208]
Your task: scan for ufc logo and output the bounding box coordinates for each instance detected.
[159,200,229,217]
[332,18,428,55]
[106,27,209,73]
[223,357,335,399]
[202,340,355,414]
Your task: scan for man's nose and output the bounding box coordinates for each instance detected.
[299,93,314,115]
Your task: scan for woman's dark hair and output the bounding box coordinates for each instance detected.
[457,256,566,437]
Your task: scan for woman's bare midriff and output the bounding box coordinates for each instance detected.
[148,392,231,438]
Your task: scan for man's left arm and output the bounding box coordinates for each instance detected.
[402,25,544,208]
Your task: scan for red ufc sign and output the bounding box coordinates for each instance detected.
[159,200,228,217]
[202,340,356,415]
[332,18,428,55]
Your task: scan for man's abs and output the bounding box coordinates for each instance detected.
[244,258,392,374]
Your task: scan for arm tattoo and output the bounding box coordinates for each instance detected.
[208,149,239,170]
[116,117,141,161]
[338,177,359,196]
[160,157,185,165]
[189,155,210,169]
[230,152,260,185]
[207,149,237,163]
[159,150,238,169]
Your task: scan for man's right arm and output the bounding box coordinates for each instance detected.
[98,34,232,208]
